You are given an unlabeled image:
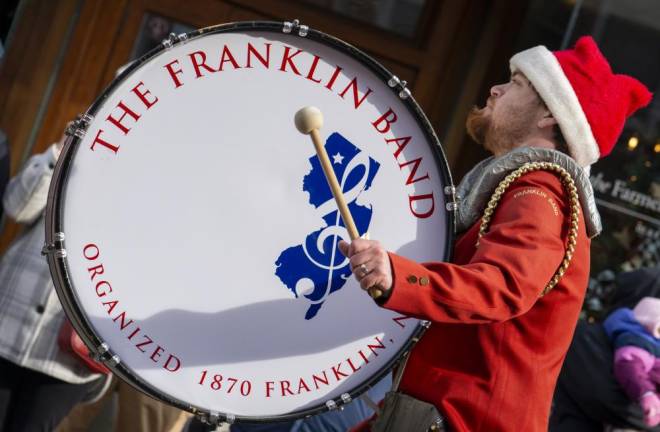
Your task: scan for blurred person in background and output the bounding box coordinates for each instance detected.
[0,129,9,218]
[604,297,660,428]
[56,375,190,432]
[550,263,660,432]
[0,131,108,431]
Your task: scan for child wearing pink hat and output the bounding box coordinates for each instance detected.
[604,297,660,427]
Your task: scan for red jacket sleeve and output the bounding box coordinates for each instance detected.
[382,171,573,324]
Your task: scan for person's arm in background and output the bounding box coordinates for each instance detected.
[613,346,660,427]
[3,138,62,224]
[614,346,656,400]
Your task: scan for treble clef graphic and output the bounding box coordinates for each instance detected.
[301,152,371,305]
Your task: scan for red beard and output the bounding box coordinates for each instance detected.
[466,106,490,146]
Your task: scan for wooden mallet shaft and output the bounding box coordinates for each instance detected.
[311,128,360,240]
[294,106,384,299]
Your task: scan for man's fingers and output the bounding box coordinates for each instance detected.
[359,272,376,290]
[349,252,373,271]
[339,238,380,258]
[339,239,393,294]
[338,240,350,257]
[360,272,386,291]
[350,239,381,256]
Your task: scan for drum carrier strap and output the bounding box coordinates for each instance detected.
[476,161,581,296]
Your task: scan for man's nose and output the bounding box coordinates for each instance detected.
[490,84,504,97]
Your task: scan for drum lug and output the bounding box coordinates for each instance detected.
[282,19,309,37]
[42,232,66,258]
[198,411,226,427]
[93,342,121,367]
[161,32,189,49]
[40,243,52,256]
[65,114,94,139]
[107,354,121,367]
[325,399,339,411]
[224,414,236,424]
[421,320,432,328]
[93,343,109,362]
[208,412,219,425]
[387,75,411,100]
[444,186,458,212]
[341,393,352,404]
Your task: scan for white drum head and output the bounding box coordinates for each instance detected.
[46,22,454,422]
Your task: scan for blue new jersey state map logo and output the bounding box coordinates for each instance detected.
[275,132,380,320]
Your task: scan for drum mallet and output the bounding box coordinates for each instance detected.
[294,106,384,299]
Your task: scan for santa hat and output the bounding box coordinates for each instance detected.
[510,36,652,167]
[633,297,660,339]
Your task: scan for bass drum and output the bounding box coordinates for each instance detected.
[45,20,455,424]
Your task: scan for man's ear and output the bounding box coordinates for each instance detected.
[537,113,558,129]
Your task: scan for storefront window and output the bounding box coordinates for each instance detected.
[298,0,427,38]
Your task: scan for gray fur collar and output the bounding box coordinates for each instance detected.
[455,147,602,238]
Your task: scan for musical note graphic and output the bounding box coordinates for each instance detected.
[275,132,380,319]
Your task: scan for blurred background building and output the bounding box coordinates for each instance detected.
[0,0,658,319]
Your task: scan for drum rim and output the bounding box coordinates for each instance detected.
[45,20,456,424]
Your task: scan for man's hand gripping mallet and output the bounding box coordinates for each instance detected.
[294,106,390,299]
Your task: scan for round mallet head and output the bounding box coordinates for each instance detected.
[294,106,324,134]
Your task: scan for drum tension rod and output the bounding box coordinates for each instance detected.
[65,114,94,139]
[282,19,309,37]
[387,75,412,100]
[161,32,189,49]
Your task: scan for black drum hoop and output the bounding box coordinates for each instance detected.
[44,19,456,425]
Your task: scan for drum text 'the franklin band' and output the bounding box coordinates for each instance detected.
[89,82,159,154]
[372,109,435,218]
[162,42,373,111]
[86,40,436,219]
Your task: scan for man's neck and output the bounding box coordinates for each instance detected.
[492,137,556,157]
[521,137,557,151]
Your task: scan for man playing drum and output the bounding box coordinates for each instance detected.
[341,37,652,431]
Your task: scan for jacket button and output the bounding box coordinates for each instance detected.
[406,275,418,284]
[419,276,430,286]
[35,305,45,314]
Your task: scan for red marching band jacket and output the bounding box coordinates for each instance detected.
[365,170,590,431]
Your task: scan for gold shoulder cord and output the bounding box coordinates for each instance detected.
[476,162,581,296]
